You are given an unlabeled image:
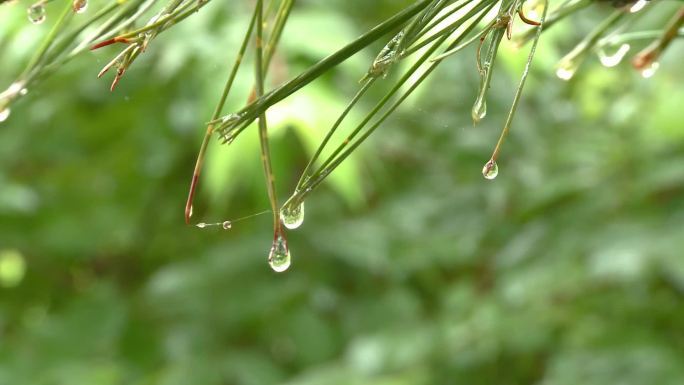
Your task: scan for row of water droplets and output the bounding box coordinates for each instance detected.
[193,215,290,272]
[555,0,657,81]
[483,0,657,180]
[191,197,302,273]
[266,193,305,273]
[27,0,88,25]
[556,42,659,81]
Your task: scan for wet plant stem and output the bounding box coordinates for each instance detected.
[184,2,259,223]
[490,0,548,163]
[254,0,282,231]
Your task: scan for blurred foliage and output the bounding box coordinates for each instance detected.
[1,1,684,384]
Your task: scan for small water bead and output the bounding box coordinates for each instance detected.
[629,0,647,13]
[482,159,499,180]
[598,44,630,68]
[471,98,487,124]
[639,61,659,79]
[222,221,232,230]
[196,222,207,229]
[555,60,577,81]
[280,197,304,230]
[27,3,46,24]
[0,107,10,123]
[1,82,25,99]
[72,0,88,14]
[268,234,291,273]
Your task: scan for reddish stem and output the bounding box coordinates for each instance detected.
[90,36,131,50]
[184,174,199,224]
[110,68,125,91]
[518,9,541,26]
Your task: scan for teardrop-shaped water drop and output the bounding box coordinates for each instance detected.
[482,159,498,180]
[72,0,88,14]
[280,197,305,230]
[639,61,659,78]
[222,220,232,230]
[0,107,9,123]
[27,3,46,24]
[555,60,577,81]
[598,44,630,68]
[268,234,291,273]
[471,97,487,124]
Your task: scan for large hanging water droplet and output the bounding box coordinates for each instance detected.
[72,0,88,14]
[639,61,659,78]
[555,60,577,81]
[280,196,305,230]
[471,97,487,124]
[222,221,232,230]
[482,159,498,180]
[0,107,9,123]
[598,44,630,68]
[268,234,291,273]
[27,3,46,24]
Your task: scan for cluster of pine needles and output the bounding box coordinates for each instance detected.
[1,0,683,271]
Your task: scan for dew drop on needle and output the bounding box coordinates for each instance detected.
[27,2,46,24]
[280,197,305,230]
[482,159,499,180]
[598,44,630,68]
[471,98,487,124]
[0,107,9,123]
[640,61,659,79]
[72,0,88,14]
[268,234,291,273]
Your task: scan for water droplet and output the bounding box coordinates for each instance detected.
[72,0,88,14]
[19,88,28,96]
[598,44,630,68]
[27,3,46,24]
[222,221,232,230]
[1,82,25,99]
[268,234,291,273]
[280,196,305,230]
[555,60,577,81]
[629,0,647,13]
[471,98,487,124]
[0,107,9,123]
[196,222,207,229]
[482,159,498,180]
[639,61,659,78]
[522,0,544,21]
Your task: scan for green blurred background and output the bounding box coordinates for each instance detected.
[1,1,684,384]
